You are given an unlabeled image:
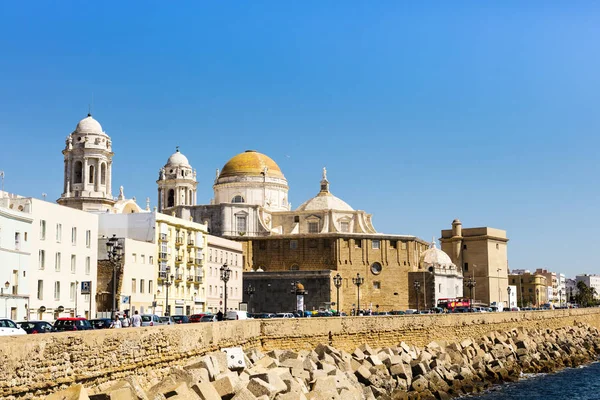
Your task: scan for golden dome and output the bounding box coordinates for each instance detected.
[219,150,285,179]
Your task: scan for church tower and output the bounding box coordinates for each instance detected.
[157,148,197,212]
[57,114,116,212]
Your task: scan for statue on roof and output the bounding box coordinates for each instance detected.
[322,167,328,181]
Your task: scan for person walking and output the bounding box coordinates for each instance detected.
[131,310,142,327]
[110,315,122,329]
[216,310,224,321]
[122,313,131,328]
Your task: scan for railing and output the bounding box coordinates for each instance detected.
[159,253,169,261]
[194,276,203,284]
[175,237,184,246]
[159,233,168,241]
[175,273,183,281]
[187,240,194,247]
[187,259,194,266]
[195,258,203,265]
[175,255,183,264]
[159,271,167,279]
[187,276,194,282]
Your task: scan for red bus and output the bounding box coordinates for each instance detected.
[437,298,471,311]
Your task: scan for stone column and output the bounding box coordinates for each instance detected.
[157,188,162,212]
[107,162,112,198]
[95,159,101,192]
[66,156,72,194]
[83,158,88,193]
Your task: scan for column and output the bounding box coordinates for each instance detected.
[106,162,112,198]
[83,158,88,193]
[63,160,68,193]
[95,159,101,193]
[66,157,72,194]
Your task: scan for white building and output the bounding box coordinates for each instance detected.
[97,237,157,316]
[206,235,243,314]
[557,273,566,305]
[0,192,32,320]
[507,285,517,308]
[576,274,600,299]
[3,193,98,321]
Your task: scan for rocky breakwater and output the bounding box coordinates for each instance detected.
[48,323,600,400]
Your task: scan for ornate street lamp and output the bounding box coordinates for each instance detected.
[352,273,364,315]
[245,284,255,313]
[466,277,476,311]
[164,274,174,316]
[558,289,562,309]
[413,281,421,312]
[220,263,231,313]
[507,286,512,309]
[333,273,343,315]
[536,288,540,308]
[105,234,123,318]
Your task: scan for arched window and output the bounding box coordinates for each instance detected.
[232,195,245,203]
[74,161,83,184]
[89,165,95,184]
[167,189,175,208]
[100,163,106,185]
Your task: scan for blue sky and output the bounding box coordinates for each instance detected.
[0,2,598,276]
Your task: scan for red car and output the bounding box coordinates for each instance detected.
[189,313,209,323]
[53,317,93,332]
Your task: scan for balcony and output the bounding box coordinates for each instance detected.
[187,240,194,248]
[194,276,203,284]
[175,255,184,264]
[175,273,183,282]
[187,276,194,283]
[194,258,203,266]
[159,233,168,242]
[175,237,184,247]
[159,253,169,261]
[158,271,168,280]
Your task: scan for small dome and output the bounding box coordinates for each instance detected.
[166,148,190,167]
[219,150,285,179]
[452,219,462,224]
[296,282,305,290]
[420,240,454,268]
[296,193,354,212]
[75,114,104,134]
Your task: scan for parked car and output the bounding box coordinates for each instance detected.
[89,318,113,329]
[159,316,175,325]
[140,314,162,327]
[0,319,27,336]
[189,314,209,323]
[389,310,406,315]
[171,315,190,324]
[404,309,417,315]
[18,320,54,334]
[226,310,249,320]
[274,313,295,318]
[53,317,93,332]
[200,315,217,322]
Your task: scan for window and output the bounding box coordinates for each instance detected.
[71,255,76,273]
[70,282,76,301]
[463,244,467,250]
[390,240,397,249]
[290,265,300,271]
[372,240,380,250]
[236,216,247,234]
[85,257,90,275]
[37,280,43,300]
[167,189,175,208]
[232,195,245,203]
[309,239,317,248]
[209,250,213,262]
[71,227,77,245]
[74,161,83,184]
[308,222,319,233]
[373,281,381,289]
[496,243,500,250]
[401,242,407,250]
[40,220,46,240]
[340,221,349,233]
[56,224,62,243]
[85,230,91,248]
[439,283,442,293]
[294,216,300,223]
[14,232,20,250]
[55,252,61,272]
[54,281,60,300]
[259,241,266,250]
[100,163,106,185]
[89,165,95,184]
[464,263,468,272]
[149,256,154,264]
[149,280,153,294]
[39,250,45,270]
[370,262,382,275]
[132,253,137,263]
[290,240,298,250]
[355,239,362,248]
[141,255,145,264]
[140,279,145,293]
[132,279,137,293]
[323,239,331,249]
[24,232,27,241]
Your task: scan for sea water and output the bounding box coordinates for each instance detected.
[464,362,600,400]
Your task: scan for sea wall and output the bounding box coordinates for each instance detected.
[2,308,600,399]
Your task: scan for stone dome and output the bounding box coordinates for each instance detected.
[219,150,285,179]
[420,240,454,268]
[166,149,190,167]
[75,114,104,135]
[296,192,354,212]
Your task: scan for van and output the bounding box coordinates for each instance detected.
[226,310,249,320]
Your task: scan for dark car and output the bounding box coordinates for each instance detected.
[171,315,190,324]
[53,317,93,332]
[18,321,54,334]
[89,318,113,329]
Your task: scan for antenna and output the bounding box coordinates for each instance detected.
[42,193,47,201]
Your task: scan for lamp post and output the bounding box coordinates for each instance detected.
[352,273,364,315]
[333,273,343,315]
[105,234,123,318]
[245,284,255,313]
[558,289,562,309]
[1,281,9,318]
[413,280,421,312]
[220,263,231,313]
[536,288,540,308]
[164,274,174,316]
[466,277,476,311]
[507,286,512,309]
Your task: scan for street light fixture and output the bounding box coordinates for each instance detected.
[413,280,421,312]
[105,234,123,318]
[333,273,343,315]
[1,281,9,318]
[536,288,540,308]
[220,263,231,313]
[164,273,174,316]
[558,289,562,309]
[507,286,512,309]
[245,284,255,312]
[466,277,476,311]
[352,273,364,315]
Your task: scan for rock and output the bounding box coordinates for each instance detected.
[411,376,429,392]
[247,377,279,398]
[48,385,90,400]
[213,375,239,399]
[191,382,221,400]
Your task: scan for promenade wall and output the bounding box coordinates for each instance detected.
[2,309,600,398]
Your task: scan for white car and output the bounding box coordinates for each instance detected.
[0,319,27,336]
[226,310,249,320]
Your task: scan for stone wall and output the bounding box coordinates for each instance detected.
[3,309,600,399]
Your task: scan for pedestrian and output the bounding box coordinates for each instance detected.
[131,310,142,327]
[110,315,122,329]
[122,313,131,328]
[216,310,223,321]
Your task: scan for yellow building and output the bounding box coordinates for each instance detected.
[508,272,548,307]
